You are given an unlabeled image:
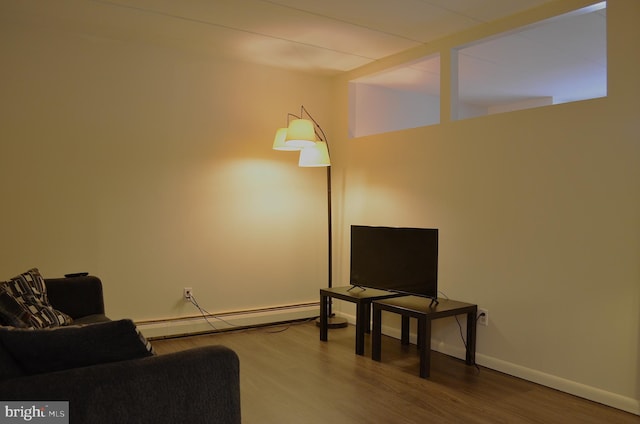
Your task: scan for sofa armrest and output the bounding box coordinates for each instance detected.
[0,345,241,424]
[44,276,105,319]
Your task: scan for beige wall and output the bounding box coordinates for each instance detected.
[0,19,333,321]
[331,0,639,414]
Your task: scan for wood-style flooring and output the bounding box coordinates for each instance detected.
[150,321,638,424]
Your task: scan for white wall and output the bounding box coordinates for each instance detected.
[0,17,332,325]
[332,0,640,415]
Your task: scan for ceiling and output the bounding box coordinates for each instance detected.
[2,0,607,107]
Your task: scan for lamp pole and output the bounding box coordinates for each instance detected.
[321,139,346,328]
[326,165,333,297]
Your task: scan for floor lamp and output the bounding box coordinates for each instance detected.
[272,106,348,329]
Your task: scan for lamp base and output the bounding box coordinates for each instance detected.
[315,316,349,329]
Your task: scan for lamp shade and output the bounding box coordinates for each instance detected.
[299,142,330,167]
[272,128,301,151]
[285,119,317,148]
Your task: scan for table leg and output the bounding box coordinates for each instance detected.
[401,315,410,345]
[320,293,328,342]
[419,317,431,378]
[466,309,477,365]
[364,303,371,333]
[355,302,366,355]
[372,304,382,361]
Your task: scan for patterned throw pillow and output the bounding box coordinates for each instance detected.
[4,268,74,328]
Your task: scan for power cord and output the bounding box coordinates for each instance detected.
[188,294,235,331]
[439,291,483,374]
[187,294,316,334]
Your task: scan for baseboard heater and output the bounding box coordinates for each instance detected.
[136,302,320,340]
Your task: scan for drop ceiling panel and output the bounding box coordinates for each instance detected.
[427,0,556,22]
[266,0,480,42]
[110,0,422,60]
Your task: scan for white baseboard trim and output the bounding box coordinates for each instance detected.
[336,312,639,416]
[474,352,640,416]
[136,302,319,340]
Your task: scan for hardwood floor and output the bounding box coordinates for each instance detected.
[151,321,638,424]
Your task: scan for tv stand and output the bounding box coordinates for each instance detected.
[372,296,477,378]
[429,297,439,307]
[319,286,404,355]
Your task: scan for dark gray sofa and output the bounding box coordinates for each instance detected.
[0,275,241,424]
[44,275,111,325]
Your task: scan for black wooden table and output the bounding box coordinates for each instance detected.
[372,296,477,377]
[319,286,404,355]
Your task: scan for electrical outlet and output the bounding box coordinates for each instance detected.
[183,287,193,301]
[477,308,489,326]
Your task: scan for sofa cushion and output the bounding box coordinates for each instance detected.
[0,319,155,375]
[4,268,73,328]
[0,342,24,380]
[0,285,32,328]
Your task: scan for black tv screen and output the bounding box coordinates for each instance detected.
[350,225,438,299]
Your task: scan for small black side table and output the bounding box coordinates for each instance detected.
[319,286,405,355]
[372,296,477,378]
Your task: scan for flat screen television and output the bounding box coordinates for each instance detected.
[350,225,438,299]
